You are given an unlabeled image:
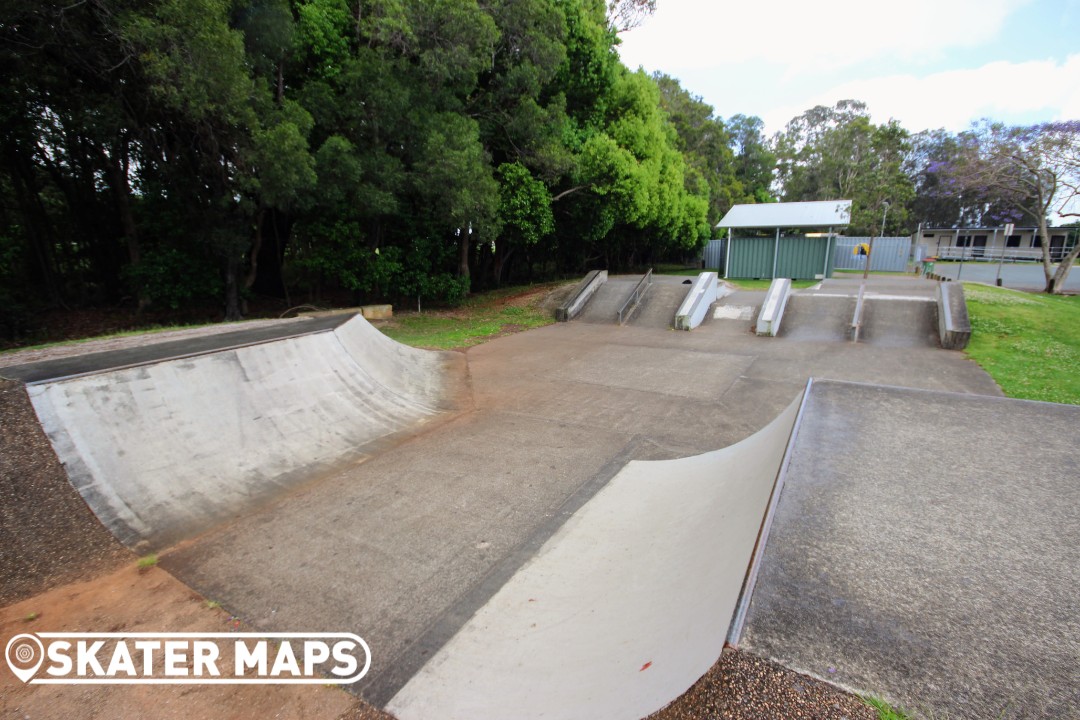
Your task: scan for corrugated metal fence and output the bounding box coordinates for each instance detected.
[833,236,911,272]
[704,239,725,272]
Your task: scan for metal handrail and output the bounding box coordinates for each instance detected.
[617,269,653,325]
[850,283,866,343]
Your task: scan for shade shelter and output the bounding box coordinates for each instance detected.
[716,200,851,280]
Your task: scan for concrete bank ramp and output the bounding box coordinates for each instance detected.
[778,294,854,342]
[386,393,803,720]
[575,276,645,324]
[28,315,461,551]
[859,297,938,347]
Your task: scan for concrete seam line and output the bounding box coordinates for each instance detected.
[726,377,813,647]
[366,436,646,708]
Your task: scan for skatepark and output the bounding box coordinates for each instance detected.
[2,273,1078,719]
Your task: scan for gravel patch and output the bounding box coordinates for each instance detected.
[0,379,131,605]
[649,648,876,720]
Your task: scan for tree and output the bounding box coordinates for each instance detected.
[605,0,656,33]
[774,100,914,235]
[726,114,775,204]
[948,120,1080,293]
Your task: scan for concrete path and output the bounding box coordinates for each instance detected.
[741,380,1080,719]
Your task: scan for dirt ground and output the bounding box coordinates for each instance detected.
[0,563,392,720]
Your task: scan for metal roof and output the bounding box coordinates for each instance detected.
[717,200,852,229]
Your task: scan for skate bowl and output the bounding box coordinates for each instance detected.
[24,315,463,551]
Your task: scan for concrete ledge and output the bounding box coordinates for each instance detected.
[556,270,608,322]
[755,278,792,336]
[937,281,971,350]
[674,272,719,331]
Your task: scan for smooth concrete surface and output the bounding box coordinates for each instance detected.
[28,315,459,550]
[742,380,1080,719]
[387,395,802,720]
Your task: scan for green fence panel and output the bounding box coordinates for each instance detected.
[727,237,775,278]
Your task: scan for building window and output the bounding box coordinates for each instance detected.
[1006,235,1022,248]
[1032,235,1042,248]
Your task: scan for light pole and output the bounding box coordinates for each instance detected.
[880,201,890,238]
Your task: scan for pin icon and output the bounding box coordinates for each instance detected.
[5,633,44,683]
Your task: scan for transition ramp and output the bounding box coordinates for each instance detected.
[387,393,803,720]
[28,315,460,551]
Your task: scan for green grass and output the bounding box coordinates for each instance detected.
[964,284,1080,405]
[728,278,820,290]
[379,283,560,350]
[136,554,159,569]
[863,696,914,720]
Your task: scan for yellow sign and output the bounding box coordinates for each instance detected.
[853,243,870,256]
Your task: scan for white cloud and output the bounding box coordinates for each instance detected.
[760,54,1080,133]
[618,0,1032,75]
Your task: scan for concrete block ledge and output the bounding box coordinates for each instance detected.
[674,272,719,330]
[556,270,608,322]
[755,278,792,336]
[937,281,971,350]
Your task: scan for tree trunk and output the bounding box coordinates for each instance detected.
[1037,214,1055,293]
[104,140,148,310]
[245,208,265,291]
[224,256,243,321]
[1050,244,1080,294]
[458,230,471,289]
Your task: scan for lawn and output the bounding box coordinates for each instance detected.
[728,278,819,291]
[963,284,1080,405]
[378,283,561,350]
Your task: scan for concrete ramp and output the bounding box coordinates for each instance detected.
[28,315,460,551]
[859,298,939,347]
[575,277,643,324]
[386,393,803,720]
[778,294,854,342]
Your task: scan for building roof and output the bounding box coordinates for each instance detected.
[717,200,852,229]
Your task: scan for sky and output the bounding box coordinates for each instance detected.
[616,0,1080,135]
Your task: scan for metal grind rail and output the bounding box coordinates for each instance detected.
[617,269,653,325]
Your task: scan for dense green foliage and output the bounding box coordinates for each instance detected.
[2,2,1077,337]
[0,0,717,331]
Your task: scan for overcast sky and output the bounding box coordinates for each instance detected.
[616,0,1080,135]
